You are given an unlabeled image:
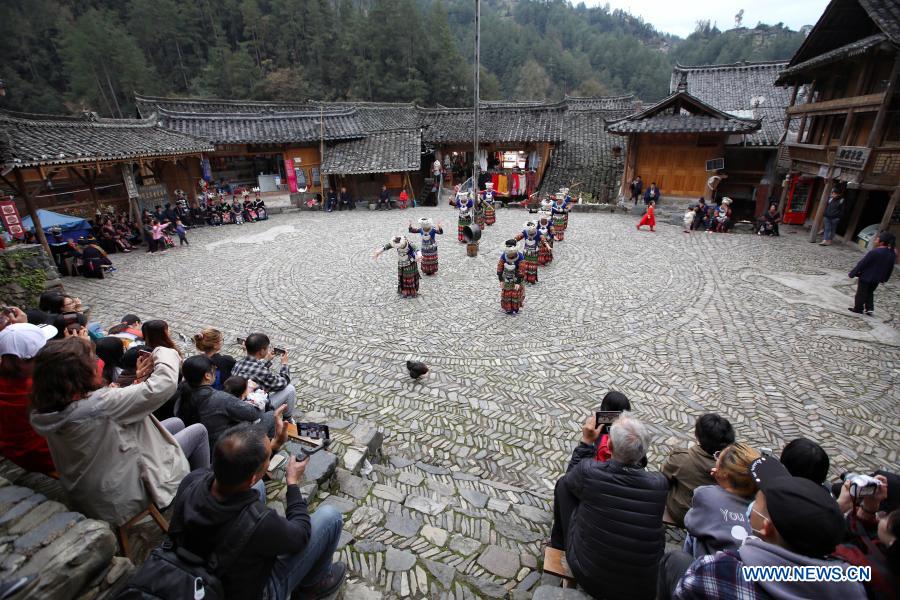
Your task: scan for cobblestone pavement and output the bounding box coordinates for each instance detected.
[65,206,899,598]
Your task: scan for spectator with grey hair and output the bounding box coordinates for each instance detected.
[550,414,668,599]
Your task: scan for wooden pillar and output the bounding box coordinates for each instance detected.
[776,173,792,216]
[843,189,868,245]
[808,105,857,243]
[879,187,899,231]
[865,56,900,149]
[14,169,52,259]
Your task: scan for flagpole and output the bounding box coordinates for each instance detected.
[472,0,480,195]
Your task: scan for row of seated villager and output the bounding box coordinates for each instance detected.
[547,392,899,599]
[0,295,345,600]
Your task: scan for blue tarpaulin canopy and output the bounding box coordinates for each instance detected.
[22,209,93,241]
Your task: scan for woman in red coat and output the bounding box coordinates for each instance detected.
[637,200,656,232]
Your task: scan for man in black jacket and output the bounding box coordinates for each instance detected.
[168,416,346,600]
[550,414,667,600]
[376,185,391,210]
[338,186,354,211]
[849,230,896,315]
[820,187,846,246]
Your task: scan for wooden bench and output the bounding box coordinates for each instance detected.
[117,504,169,560]
[542,547,576,588]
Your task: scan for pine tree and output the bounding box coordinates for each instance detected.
[514,59,551,101]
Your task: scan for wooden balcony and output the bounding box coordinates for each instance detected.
[786,92,886,116]
[786,143,832,166]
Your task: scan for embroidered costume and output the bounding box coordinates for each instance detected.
[450,191,474,242]
[515,221,546,284]
[536,211,555,265]
[381,236,420,297]
[481,182,497,226]
[551,192,571,241]
[497,243,525,314]
[408,217,444,276]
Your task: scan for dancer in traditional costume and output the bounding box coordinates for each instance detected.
[408,217,444,276]
[637,200,656,231]
[536,211,555,266]
[497,241,525,314]
[481,182,498,226]
[551,191,571,241]
[375,235,420,298]
[450,189,474,242]
[515,221,549,284]
[473,194,487,229]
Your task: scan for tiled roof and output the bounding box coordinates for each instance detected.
[860,0,900,44]
[0,109,213,170]
[606,91,761,136]
[670,61,794,146]
[775,34,891,84]
[538,100,632,196]
[322,128,420,174]
[419,102,566,144]
[308,101,420,132]
[135,94,310,116]
[153,107,365,145]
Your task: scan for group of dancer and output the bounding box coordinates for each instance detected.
[375,182,574,315]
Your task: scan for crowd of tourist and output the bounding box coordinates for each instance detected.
[0,287,898,598]
[550,392,899,600]
[0,292,344,600]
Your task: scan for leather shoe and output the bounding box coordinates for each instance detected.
[291,561,347,600]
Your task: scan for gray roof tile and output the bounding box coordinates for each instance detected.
[322,129,420,174]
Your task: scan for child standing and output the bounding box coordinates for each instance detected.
[637,200,656,232]
[150,219,170,253]
[175,219,189,246]
[683,205,696,233]
[848,231,895,315]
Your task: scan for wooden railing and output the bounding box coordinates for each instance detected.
[786,92,886,116]
[865,147,900,187]
[786,143,832,166]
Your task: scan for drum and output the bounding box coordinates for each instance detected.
[463,224,482,243]
[466,243,479,257]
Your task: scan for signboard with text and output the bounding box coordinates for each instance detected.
[834,146,871,170]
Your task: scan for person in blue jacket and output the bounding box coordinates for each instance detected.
[849,230,896,315]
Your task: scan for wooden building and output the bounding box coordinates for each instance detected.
[0,109,211,255]
[669,61,799,218]
[606,93,761,208]
[135,95,365,200]
[775,0,900,243]
[418,101,566,198]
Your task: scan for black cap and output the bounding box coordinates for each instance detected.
[749,455,844,557]
[121,314,141,326]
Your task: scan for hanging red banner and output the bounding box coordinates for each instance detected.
[0,198,24,239]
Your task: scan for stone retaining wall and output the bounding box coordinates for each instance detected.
[0,459,133,600]
[0,245,63,308]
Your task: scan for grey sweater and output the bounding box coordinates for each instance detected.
[684,484,753,557]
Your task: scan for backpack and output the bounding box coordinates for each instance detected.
[115,498,265,600]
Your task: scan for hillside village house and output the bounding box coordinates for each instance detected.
[775,0,899,244]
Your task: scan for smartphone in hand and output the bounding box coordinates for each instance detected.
[595,411,622,429]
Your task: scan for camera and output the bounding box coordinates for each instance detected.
[844,473,882,499]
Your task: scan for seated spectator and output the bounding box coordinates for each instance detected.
[75,238,113,278]
[95,336,126,386]
[683,443,760,557]
[780,437,830,486]
[669,456,865,599]
[231,333,296,421]
[194,327,236,389]
[116,345,143,387]
[376,185,391,210]
[0,322,57,474]
[177,355,274,450]
[550,414,667,599]
[662,413,735,527]
[167,421,346,599]
[593,390,631,462]
[223,375,249,399]
[757,204,781,236]
[832,474,899,599]
[111,314,145,344]
[29,338,210,526]
[51,311,87,339]
[142,319,182,419]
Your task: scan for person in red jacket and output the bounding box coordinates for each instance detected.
[637,200,656,231]
[0,321,58,473]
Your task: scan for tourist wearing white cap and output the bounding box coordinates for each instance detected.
[0,322,58,474]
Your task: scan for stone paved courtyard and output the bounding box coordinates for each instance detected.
[64,205,899,598]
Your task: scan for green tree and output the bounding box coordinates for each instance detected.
[514,59,551,101]
[423,1,468,106]
[59,8,157,117]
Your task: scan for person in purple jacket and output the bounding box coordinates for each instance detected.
[849,231,896,315]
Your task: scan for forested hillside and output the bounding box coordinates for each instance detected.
[0,0,809,118]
